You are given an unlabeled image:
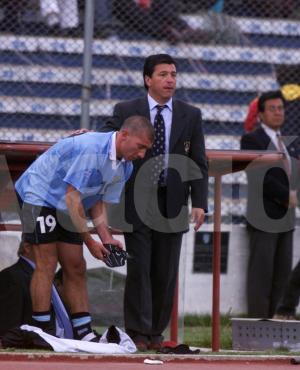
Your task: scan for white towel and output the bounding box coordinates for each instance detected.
[20,325,137,354]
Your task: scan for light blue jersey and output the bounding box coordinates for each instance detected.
[15,132,133,212]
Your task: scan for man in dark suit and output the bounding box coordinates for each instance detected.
[241,90,300,318]
[101,54,208,350]
[0,241,73,339]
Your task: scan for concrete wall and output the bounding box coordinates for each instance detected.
[179,224,249,315]
[180,224,300,315]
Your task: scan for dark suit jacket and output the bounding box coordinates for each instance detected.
[102,97,208,232]
[0,258,56,338]
[241,126,300,232]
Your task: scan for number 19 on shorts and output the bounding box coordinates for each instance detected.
[36,215,57,234]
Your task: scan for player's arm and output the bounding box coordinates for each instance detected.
[89,201,123,249]
[65,185,108,260]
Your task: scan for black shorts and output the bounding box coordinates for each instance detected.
[18,199,83,245]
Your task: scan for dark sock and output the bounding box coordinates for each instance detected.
[32,311,52,332]
[71,312,98,341]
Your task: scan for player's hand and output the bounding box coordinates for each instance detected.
[86,238,110,260]
[102,237,124,250]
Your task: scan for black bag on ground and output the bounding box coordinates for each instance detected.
[1,327,53,350]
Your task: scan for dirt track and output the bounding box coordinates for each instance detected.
[0,353,297,370]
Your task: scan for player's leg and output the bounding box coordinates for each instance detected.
[57,212,101,342]
[21,203,59,332]
[58,241,101,341]
[30,242,58,331]
[57,241,88,313]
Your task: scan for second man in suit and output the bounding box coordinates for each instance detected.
[102,54,208,350]
[241,90,300,318]
[0,241,73,339]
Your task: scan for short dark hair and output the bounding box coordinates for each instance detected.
[143,54,176,90]
[121,115,154,142]
[258,90,285,112]
[17,241,26,257]
[17,240,32,257]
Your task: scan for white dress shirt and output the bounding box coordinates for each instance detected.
[261,123,291,169]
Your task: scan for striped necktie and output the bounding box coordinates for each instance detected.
[276,133,291,177]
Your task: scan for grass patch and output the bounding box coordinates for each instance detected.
[184,313,232,327]
[184,314,232,349]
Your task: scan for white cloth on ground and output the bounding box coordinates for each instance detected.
[20,325,137,354]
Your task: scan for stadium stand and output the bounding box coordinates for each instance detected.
[0,2,299,220]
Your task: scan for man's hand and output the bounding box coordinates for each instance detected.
[289,190,298,208]
[190,208,205,231]
[86,238,111,260]
[102,237,124,250]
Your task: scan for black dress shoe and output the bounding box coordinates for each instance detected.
[157,344,200,355]
[135,341,148,352]
[148,342,162,351]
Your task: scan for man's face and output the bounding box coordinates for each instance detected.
[259,98,285,130]
[145,63,177,104]
[118,131,153,161]
[22,243,35,261]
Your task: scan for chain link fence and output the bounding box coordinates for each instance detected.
[0,0,300,220]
